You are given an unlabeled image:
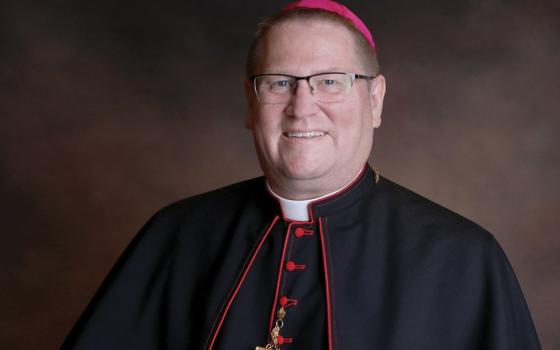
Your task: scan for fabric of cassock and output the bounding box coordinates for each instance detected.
[61,166,541,350]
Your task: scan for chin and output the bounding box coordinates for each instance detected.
[279,158,331,181]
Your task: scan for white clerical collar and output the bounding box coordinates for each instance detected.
[266,168,364,222]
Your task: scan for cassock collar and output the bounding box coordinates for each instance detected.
[266,164,378,222]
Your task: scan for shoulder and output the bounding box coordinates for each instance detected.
[154,176,265,220]
[134,176,267,241]
[111,176,270,264]
[368,177,516,289]
[371,176,498,252]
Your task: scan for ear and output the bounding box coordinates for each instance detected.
[244,79,255,129]
[368,74,386,129]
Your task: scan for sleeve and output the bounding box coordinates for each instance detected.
[480,236,541,350]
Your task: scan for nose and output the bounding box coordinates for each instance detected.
[284,80,320,118]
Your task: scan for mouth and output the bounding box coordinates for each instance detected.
[283,131,327,138]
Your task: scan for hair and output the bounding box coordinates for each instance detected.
[245,8,380,78]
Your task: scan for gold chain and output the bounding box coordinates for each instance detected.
[255,306,287,350]
[368,164,380,184]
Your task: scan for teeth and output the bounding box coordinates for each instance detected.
[286,131,326,138]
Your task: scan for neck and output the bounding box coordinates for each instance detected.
[267,165,367,200]
[267,166,366,221]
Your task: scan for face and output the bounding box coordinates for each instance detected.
[245,19,386,199]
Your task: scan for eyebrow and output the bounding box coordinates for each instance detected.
[261,68,343,75]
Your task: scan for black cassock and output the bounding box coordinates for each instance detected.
[62,166,541,349]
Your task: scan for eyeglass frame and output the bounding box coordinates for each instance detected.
[250,72,375,104]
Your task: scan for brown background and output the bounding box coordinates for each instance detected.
[1,0,558,349]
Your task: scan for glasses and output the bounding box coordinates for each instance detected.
[251,72,374,104]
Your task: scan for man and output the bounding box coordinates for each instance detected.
[62,1,541,349]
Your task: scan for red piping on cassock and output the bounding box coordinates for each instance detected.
[318,218,333,350]
[206,216,280,350]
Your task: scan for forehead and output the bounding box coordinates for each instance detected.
[259,18,362,75]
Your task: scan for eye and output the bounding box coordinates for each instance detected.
[316,78,343,92]
[271,80,291,88]
[267,78,294,94]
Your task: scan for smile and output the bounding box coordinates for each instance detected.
[283,131,327,138]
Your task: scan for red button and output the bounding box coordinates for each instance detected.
[279,296,298,307]
[285,261,305,271]
[294,227,313,237]
[285,261,296,271]
[277,335,293,345]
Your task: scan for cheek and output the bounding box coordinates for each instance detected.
[253,118,275,141]
[252,110,283,152]
[329,105,363,136]
[254,107,284,133]
[331,108,372,152]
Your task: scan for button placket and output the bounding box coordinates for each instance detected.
[274,224,316,347]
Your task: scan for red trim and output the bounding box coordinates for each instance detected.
[206,216,280,350]
[307,164,367,220]
[318,218,333,350]
[322,217,339,350]
[265,181,291,222]
[266,164,367,223]
[267,222,294,335]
